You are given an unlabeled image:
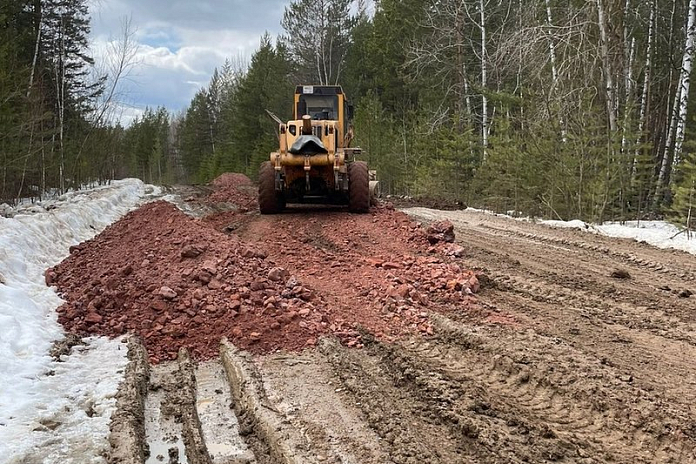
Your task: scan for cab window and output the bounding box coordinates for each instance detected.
[297,95,339,120]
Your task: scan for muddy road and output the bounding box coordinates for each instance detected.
[230,205,695,463]
[48,178,696,463]
[398,208,696,463]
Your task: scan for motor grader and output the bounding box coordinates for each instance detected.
[258,85,375,214]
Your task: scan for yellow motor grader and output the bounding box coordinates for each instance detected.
[259,85,375,214]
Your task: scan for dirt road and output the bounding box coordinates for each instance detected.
[50,179,696,463]
[399,207,696,463]
[230,205,696,463]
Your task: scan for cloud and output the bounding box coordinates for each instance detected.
[90,0,287,35]
[88,0,286,125]
[111,105,145,127]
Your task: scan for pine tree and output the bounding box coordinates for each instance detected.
[41,0,101,191]
[353,92,401,193]
[230,35,294,176]
[671,150,696,235]
[167,0,696,224]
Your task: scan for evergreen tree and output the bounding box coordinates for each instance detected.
[229,35,294,177]
[179,91,213,182]
[353,92,401,193]
[671,150,696,234]
[169,0,696,225]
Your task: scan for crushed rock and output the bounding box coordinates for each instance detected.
[51,201,324,362]
[207,173,257,211]
[51,175,482,363]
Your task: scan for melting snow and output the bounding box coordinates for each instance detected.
[0,179,160,463]
[541,219,696,255]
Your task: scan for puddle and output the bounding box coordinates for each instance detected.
[145,363,188,464]
[196,360,255,463]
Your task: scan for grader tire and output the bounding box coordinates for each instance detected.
[259,161,284,214]
[349,161,370,213]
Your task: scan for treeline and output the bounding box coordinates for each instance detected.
[174,0,696,229]
[4,0,696,229]
[0,0,175,204]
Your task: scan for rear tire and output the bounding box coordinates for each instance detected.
[348,161,370,213]
[259,161,284,214]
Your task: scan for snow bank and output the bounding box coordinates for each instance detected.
[541,219,696,255]
[0,179,160,463]
[489,209,696,255]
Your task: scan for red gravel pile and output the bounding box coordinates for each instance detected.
[244,205,481,342]
[49,201,337,362]
[207,173,257,211]
[49,175,482,362]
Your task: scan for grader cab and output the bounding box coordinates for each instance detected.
[258,85,374,214]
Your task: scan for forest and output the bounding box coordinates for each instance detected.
[2,0,696,229]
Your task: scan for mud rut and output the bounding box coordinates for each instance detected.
[103,203,696,464]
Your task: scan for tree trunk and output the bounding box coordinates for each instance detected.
[621,37,635,152]
[54,13,67,193]
[480,0,488,157]
[656,0,682,203]
[622,0,632,99]
[27,1,41,98]
[455,6,472,131]
[545,0,559,87]
[634,0,654,171]
[545,0,565,141]
[208,107,216,155]
[672,0,696,167]
[597,0,618,134]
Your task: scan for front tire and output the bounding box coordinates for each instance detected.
[348,161,370,213]
[259,162,284,214]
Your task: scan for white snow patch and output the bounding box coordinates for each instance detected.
[541,219,591,230]
[541,219,696,255]
[2,338,129,464]
[0,179,160,463]
[1,182,133,218]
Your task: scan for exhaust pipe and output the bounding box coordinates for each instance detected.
[302,115,312,135]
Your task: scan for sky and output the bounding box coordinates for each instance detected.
[88,0,288,126]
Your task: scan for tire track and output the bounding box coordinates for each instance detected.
[399,316,695,463]
[101,198,696,464]
[256,350,393,464]
[320,338,468,464]
[370,337,652,463]
[400,208,696,463]
[476,222,696,283]
[405,208,696,283]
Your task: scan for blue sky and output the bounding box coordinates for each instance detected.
[88,0,288,125]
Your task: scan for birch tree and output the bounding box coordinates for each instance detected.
[405,1,473,124]
[406,0,496,153]
[479,0,489,155]
[596,0,618,135]
[656,0,696,205]
[544,0,565,140]
[672,0,696,166]
[282,0,356,85]
[167,0,696,223]
[634,0,655,171]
